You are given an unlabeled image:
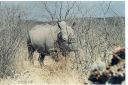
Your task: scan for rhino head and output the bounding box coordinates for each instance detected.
[57,21,77,51]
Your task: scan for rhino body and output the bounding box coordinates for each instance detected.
[27,21,77,65]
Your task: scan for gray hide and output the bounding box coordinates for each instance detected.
[27,21,77,65]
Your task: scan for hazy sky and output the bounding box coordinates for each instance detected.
[1,1,125,21]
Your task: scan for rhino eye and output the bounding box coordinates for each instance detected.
[63,38,67,41]
[62,35,68,41]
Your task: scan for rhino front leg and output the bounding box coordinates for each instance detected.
[38,53,45,67]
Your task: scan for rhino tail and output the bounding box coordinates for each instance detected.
[26,27,31,47]
[27,36,31,47]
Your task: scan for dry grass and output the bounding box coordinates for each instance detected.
[0,44,84,85]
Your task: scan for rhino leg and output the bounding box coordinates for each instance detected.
[28,45,35,64]
[38,53,45,67]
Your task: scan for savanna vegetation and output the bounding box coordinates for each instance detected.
[0,1,125,84]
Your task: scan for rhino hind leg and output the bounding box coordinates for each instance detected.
[38,53,45,67]
[28,45,35,64]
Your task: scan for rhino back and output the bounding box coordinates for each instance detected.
[29,24,59,51]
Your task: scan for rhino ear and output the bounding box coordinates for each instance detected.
[58,21,67,29]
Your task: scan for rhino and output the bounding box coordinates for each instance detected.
[27,21,77,66]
